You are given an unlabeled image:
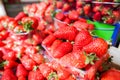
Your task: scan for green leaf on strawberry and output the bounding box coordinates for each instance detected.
[84,52,99,65]
[23,22,33,32]
[47,72,59,80]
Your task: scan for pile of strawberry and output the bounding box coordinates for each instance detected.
[55,0,120,24]
[0,1,120,80]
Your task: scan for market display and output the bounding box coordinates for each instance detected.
[0,0,120,80]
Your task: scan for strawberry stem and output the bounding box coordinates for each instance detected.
[23,22,33,32]
[47,72,59,80]
[84,52,99,65]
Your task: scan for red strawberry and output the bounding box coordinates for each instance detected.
[52,42,73,58]
[56,1,63,9]
[101,68,120,80]
[50,39,62,54]
[60,51,87,69]
[63,17,71,24]
[93,5,101,13]
[54,26,78,41]
[105,17,114,24]
[57,67,71,80]
[73,20,89,30]
[18,76,24,80]
[16,64,28,77]
[62,3,70,12]
[30,53,44,64]
[88,24,94,30]
[3,60,18,69]
[101,7,110,15]
[93,11,102,21]
[113,10,120,18]
[20,55,36,70]
[15,12,27,21]
[55,12,65,21]
[76,0,84,7]
[73,30,92,51]
[28,69,44,80]
[68,10,79,20]
[39,63,54,78]
[42,34,56,46]
[83,4,91,15]
[18,76,26,80]
[83,38,108,57]
[1,69,17,80]
[76,8,83,16]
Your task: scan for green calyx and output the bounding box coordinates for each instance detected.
[0,61,8,68]
[33,66,38,71]
[23,22,33,32]
[47,72,59,80]
[84,52,99,65]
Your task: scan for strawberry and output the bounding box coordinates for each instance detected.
[52,42,73,58]
[42,34,56,46]
[2,60,18,69]
[85,53,110,80]
[20,55,36,70]
[18,76,26,80]
[103,16,115,24]
[73,30,92,51]
[101,7,110,15]
[76,8,83,16]
[76,0,84,7]
[83,38,108,57]
[54,26,78,41]
[83,4,91,15]
[56,1,63,9]
[113,10,120,19]
[1,69,17,80]
[60,50,96,69]
[105,17,114,24]
[63,17,71,24]
[73,20,89,30]
[93,5,101,13]
[57,67,71,80]
[15,12,27,21]
[55,12,65,21]
[62,3,70,12]
[16,64,28,77]
[101,68,120,80]
[68,10,79,20]
[88,24,94,30]
[28,69,44,80]
[50,39,62,54]
[93,11,102,21]
[39,63,54,78]
[30,53,44,64]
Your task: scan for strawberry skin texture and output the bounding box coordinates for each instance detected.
[1,69,17,80]
[42,34,56,46]
[101,68,120,80]
[53,42,73,58]
[68,10,79,20]
[54,26,78,41]
[55,12,65,21]
[83,38,108,57]
[73,21,89,30]
[60,51,87,69]
[50,39,62,54]
[16,64,28,77]
[73,30,92,51]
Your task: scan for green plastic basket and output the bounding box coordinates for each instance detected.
[87,20,115,40]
